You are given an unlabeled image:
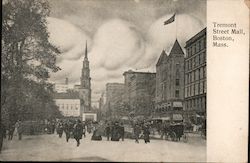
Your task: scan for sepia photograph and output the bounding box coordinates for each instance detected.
[5,0,249,162]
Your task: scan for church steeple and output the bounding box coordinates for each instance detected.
[85,40,88,60]
[80,40,91,112]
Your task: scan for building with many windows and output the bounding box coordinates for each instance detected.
[105,83,125,115]
[184,28,206,122]
[154,40,185,121]
[123,70,156,116]
[54,92,81,117]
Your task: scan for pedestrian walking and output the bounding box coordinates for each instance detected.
[8,123,15,140]
[91,122,102,141]
[82,122,86,138]
[134,123,141,143]
[63,121,71,142]
[87,122,93,134]
[57,121,64,138]
[119,122,125,141]
[143,123,150,143]
[73,119,83,147]
[111,121,120,141]
[161,121,169,140]
[51,120,56,134]
[105,123,111,141]
[15,120,23,140]
[0,122,6,153]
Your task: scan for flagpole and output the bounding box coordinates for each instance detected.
[175,13,177,39]
[174,0,177,39]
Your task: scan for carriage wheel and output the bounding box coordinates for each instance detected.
[170,132,176,141]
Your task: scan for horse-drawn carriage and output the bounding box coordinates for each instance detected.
[167,123,188,142]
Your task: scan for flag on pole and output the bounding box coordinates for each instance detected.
[164,14,175,25]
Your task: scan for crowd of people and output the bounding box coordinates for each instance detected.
[0,120,24,141]
[0,118,205,152]
[52,119,152,146]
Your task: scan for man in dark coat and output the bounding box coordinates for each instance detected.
[57,121,64,138]
[105,123,111,141]
[119,122,125,141]
[64,121,71,142]
[8,123,15,140]
[0,122,6,153]
[143,123,150,143]
[134,123,141,143]
[73,120,83,147]
[111,122,120,141]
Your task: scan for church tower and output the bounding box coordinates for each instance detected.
[79,41,91,113]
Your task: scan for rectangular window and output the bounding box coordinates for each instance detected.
[195,83,199,95]
[200,81,203,94]
[185,87,187,98]
[204,81,207,93]
[199,40,201,51]
[201,39,204,50]
[193,71,195,82]
[196,69,199,81]
[190,73,192,83]
[176,79,180,86]
[196,42,199,52]
[196,55,199,66]
[203,67,206,78]
[204,52,206,63]
[200,53,203,64]
[190,85,193,96]
[200,68,203,79]
[175,90,180,98]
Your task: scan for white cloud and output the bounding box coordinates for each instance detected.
[47,17,91,61]
[48,15,205,103]
[89,19,145,70]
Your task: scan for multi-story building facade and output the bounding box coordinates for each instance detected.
[184,28,206,121]
[54,92,81,117]
[105,83,125,115]
[123,70,156,116]
[154,40,185,121]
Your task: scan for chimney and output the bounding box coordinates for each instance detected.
[65,78,68,85]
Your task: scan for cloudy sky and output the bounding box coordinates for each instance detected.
[47,0,206,106]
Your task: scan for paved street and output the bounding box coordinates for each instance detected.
[0,133,206,162]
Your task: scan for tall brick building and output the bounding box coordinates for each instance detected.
[105,83,125,115]
[184,28,206,121]
[155,40,185,121]
[123,70,156,116]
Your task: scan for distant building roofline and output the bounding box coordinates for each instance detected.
[53,92,80,99]
[123,70,156,76]
[185,28,206,48]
